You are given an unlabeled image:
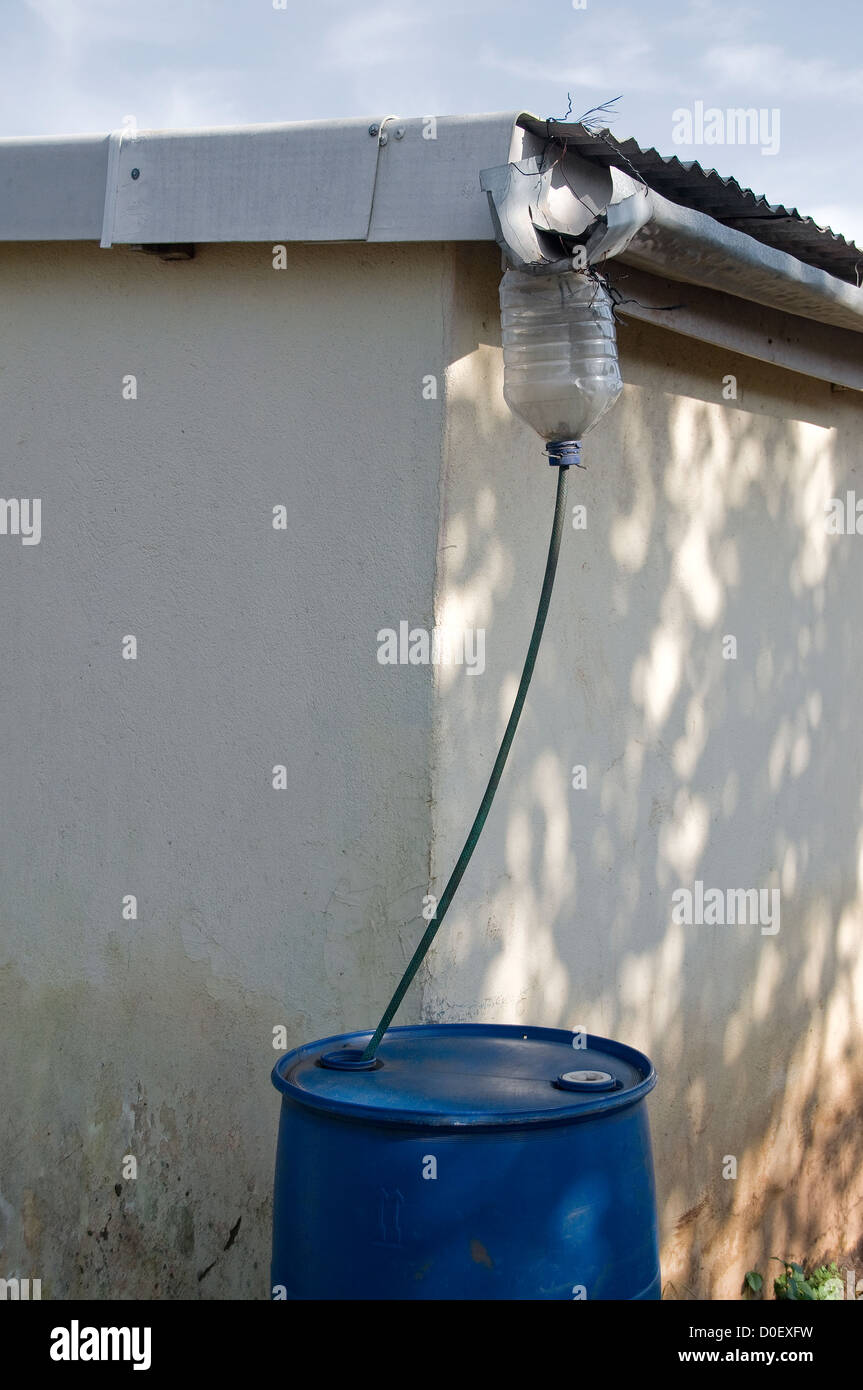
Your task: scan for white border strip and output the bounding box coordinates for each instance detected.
[100,129,125,249]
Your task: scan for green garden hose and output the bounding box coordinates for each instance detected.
[361,462,571,1062]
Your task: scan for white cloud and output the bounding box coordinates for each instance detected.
[703,43,863,102]
[146,68,248,131]
[667,0,759,43]
[26,0,218,45]
[478,37,662,98]
[321,5,433,71]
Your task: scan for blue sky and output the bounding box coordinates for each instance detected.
[3,0,861,245]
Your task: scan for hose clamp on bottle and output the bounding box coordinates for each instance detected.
[546,440,583,468]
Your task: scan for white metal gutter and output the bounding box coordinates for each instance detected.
[620,198,863,336]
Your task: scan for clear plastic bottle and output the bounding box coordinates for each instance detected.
[499,269,623,442]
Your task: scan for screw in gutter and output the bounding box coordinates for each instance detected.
[368,124,379,137]
[130,168,140,180]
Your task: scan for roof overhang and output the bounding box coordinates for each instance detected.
[0,111,861,388]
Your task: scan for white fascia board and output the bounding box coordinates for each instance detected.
[108,117,382,244]
[606,263,863,391]
[0,133,108,239]
[107,113,518,245]
[0,114,519,246]
[366,113,518,242]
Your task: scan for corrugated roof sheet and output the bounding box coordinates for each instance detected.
[518,117,862,287]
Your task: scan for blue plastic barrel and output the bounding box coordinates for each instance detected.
[271,1023,659,1300]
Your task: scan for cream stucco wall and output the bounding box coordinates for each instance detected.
[1,237,861,1299]
[0,241,446,1297]
[429,245,863,1299]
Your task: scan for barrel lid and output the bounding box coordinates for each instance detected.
[272,1024,656,1129]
